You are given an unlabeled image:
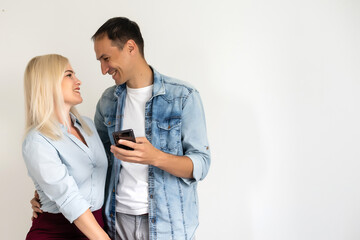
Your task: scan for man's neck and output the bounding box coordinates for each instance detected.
[126,60,153,89]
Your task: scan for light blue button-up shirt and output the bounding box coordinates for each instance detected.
[22,114,108,223]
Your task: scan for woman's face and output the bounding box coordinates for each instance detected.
[61,64,83,108]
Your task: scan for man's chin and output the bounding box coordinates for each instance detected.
[114,77,124,85]
[112,75,119,82]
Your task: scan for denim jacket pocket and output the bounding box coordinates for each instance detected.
[103,115,116,145]
[156,117,181,153]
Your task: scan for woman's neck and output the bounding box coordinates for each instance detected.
[56,107,72,130]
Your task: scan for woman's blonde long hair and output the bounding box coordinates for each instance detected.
[24,54,92,140]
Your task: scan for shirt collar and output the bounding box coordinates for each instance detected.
[69,112,82,127]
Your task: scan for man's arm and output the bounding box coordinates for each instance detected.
[94,99,112,161]
[110,90,210,181]
[94,97,114,199]
[110,137,194,178]
[30,191,42,219]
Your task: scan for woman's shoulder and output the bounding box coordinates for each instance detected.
[23,129,46,143]
[22,129,53,154]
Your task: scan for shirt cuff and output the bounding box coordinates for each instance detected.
[180,153,203,185]
[60,195,91,223]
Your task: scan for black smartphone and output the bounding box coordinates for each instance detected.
[112,129,136,150]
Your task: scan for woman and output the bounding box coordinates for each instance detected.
[23,54,110,239]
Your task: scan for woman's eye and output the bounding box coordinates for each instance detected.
[66,74,73,78]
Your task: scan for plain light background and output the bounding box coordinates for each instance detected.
[1,0,360,239]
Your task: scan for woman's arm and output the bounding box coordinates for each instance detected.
[30,194,109,239]
[74,209,110,240]
[23,133,108,238]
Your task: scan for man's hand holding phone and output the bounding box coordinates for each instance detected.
[111,129,162,166]
[112,129,136,150]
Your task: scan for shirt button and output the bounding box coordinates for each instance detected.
[168,125,171,129]
[151,218,156,223]
[150,195,153,199]
[110,213,113,217]
[113,188,115,193]
[108,121,111,125]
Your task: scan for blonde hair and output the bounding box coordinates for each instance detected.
[24,54,92,140]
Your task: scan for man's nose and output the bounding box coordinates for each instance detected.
[101,62,109,75]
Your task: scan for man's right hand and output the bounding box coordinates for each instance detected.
[30,191,42,220]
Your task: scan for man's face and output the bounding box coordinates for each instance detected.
[94,35,131,85]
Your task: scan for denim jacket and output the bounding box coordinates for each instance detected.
[94,67,211,240]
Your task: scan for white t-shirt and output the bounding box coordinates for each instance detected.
[115,85,153,215]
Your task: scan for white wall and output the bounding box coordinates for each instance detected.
[1,0,360,239]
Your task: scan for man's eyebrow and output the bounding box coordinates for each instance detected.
[97,54,106,61]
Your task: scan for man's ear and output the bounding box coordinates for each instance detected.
[126,40,136,54]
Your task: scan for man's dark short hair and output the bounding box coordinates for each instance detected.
[92,17,144,57]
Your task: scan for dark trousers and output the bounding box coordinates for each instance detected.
[26,208,104,240]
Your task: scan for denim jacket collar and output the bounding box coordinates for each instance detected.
[113,66,165,99]
[151,67,166,98]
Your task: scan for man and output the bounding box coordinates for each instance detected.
[32,17,210,240]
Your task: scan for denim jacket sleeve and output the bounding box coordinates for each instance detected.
[94,99,112,161]
[181,89,211,184]
[94,91,117,204]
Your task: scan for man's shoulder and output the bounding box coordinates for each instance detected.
[100,85,117,100]
[161,73,197,90]
[97,85,118,107]
[96,85,118,116]
[158,72,199,98]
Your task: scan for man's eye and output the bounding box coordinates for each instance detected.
[104,58,109,62]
